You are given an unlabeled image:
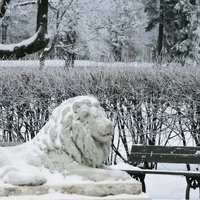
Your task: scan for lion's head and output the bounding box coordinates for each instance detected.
[32,96,113,169]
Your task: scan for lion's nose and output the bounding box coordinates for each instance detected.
[104,123,113,136]
[108,123,113,132]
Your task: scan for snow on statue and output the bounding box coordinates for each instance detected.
[0,96,131,186]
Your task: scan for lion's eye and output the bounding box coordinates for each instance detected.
[82,111,90,117]
[93,111,102,119]
[79,111,90,121]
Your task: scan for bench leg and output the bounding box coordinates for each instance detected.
[185,184,190,200]
[185,176,200,199]
[130,174,146,193]
[140,174,146,193]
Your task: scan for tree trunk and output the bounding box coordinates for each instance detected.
[36,0,48,32]
[0,0,11,18]
[157,22,163,56]
[157,0,164,61]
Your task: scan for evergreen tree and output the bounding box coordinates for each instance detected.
[145,0,200,63]
[173,0,200,62]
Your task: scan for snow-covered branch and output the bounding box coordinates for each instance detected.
[0,16,49,59]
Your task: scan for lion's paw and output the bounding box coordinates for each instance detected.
[89,169,132,182]
[3,170,47,186]
[69,166,132,182]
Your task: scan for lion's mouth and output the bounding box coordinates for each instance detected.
[93,131,112,143]
[102,132,112,137]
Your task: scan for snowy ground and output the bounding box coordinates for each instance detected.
[1,163,200,199]
[111,163,200,200]
[0,193,149,200]
[0,59,153,68]
[146,163,200,199]
[146,174,199,200]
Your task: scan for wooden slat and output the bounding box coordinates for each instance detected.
[129,145,200,164]
[131,145,200,154]
[129,153,200,164]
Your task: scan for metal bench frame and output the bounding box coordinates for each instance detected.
[125,145,200,199]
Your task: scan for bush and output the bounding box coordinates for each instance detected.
[0,63,200,164]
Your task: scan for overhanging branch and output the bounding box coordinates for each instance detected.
[0,16,49,59]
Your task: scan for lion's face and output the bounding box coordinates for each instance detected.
[67,97,113,167]
[74,105,112,144]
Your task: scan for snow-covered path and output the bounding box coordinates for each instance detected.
[146,174,199,200]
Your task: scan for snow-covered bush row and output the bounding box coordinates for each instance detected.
[0,64,200,164]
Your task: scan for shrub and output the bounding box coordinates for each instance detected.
[0,63,200,163]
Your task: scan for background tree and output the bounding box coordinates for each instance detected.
[0,0,11,44]
[106,0,146,61]
[48,0,78,66]
[48,0,147,62]
[145,0,200,63]
[172,0,200,62]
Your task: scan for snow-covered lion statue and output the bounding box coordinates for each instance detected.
[0,96,131,186]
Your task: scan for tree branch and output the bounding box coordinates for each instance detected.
[0,16,49,59]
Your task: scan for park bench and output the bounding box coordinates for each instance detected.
[124,145,200,199]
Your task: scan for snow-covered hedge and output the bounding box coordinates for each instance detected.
[0,64,200,164]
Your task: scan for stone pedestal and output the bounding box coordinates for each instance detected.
[0,181,151,199]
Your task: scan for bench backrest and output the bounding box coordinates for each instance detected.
[128,145,200,164]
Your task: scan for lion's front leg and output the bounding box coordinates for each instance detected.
[1,165,47,186]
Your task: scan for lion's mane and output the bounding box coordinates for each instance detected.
[29,96,112,171]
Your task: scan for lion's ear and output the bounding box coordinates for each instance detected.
[73,102,82,113]
[73,99,92,113]
[82,99,92,107]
